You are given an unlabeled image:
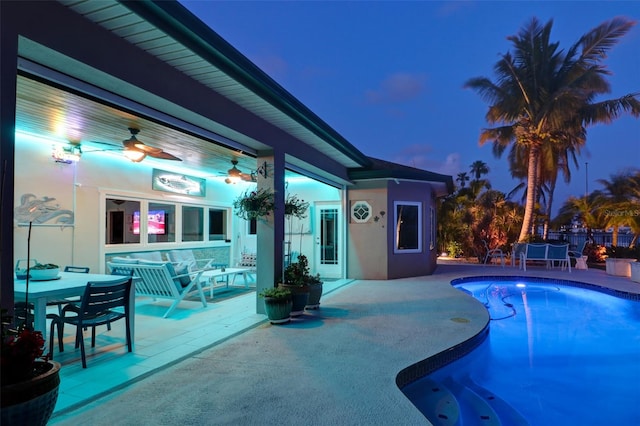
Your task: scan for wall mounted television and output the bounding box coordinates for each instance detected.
[132,210,166,235]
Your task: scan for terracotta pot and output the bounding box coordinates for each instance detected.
[1,360,61,426]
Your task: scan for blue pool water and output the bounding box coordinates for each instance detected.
[403,278,640,425]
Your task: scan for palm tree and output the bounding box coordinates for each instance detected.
[594,170,640,245]
[456,172,470,188]
[465,17,640,242]
[470,160,490,181]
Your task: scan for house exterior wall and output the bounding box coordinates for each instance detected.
[386,180,438,278]
[347,179,438,280]
[346,181,388,280]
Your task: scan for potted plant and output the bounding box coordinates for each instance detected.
[605,245,639,278]
[2,223,61,425]
[278,254,312,317]
[259,287,292,324]
[232,188,275,221]
[305,271,324,310]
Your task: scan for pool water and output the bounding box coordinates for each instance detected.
[402,279,640,425]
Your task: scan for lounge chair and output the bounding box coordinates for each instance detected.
[482,240,505,267]
[568,241,588,269]
[107,261,208,318]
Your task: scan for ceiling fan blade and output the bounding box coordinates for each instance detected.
[240,172,256,182]
[148,150,182,161]
[133,141,163,155]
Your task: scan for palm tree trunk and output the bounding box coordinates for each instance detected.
[518,146,539,242]
[542,175,557,240]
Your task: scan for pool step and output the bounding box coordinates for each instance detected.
[404,376,530,425]
[403,377,461,425]
[443,378,501,425]
[460,377,529,426]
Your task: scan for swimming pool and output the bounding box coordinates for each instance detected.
[402,277,640,425]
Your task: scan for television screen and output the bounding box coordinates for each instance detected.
[132,210,166,235]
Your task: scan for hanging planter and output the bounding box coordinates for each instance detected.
[233,188,275,221]
[284,194,309,219]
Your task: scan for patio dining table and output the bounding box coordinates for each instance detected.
[13,272,136,343]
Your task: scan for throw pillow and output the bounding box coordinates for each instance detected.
[173,262,192,287]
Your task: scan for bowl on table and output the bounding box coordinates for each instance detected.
[29,267,61,280]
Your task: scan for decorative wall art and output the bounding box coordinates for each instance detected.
[152,169,206,196]
[14,193,74,225]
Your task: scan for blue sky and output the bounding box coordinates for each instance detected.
[180,1,640,215]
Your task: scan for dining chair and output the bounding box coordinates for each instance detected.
[48,276,133,368]
[47,266,91,322]
[64,265,90,274]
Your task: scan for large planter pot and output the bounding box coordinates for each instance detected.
[279,284,310,317]
[305,282,324,310]
[630,261,640,283]
[263,297,292,324]
[605,258,635,277]
[1,360,61,426]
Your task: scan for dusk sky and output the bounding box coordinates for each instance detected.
[180,1,640,216]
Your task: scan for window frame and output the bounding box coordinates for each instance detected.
[393,201,422,254]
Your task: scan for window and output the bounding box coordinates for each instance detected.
[106,198,140,245]
[208,208,227,241]
[183,206,204,242]
[393,201,422,253]
[148,202,175,243]
[105,198,229,245]
[351,201,372,223]
[430,206,436,250]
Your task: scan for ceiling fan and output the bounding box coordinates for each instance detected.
[224,159,256,184]
[120,127,181,162]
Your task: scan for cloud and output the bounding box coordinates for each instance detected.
[389,144,459,176]
[365,72,426,104]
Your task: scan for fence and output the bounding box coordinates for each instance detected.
[546,231,635,248]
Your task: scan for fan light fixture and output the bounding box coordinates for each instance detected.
[123,148,146,162]
[225,160,242,184]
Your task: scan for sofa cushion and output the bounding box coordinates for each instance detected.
[111,257,139,264]
[138,259,190,290]
[131,251,164,262]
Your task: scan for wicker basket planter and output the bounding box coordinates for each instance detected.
[1,360,61,426]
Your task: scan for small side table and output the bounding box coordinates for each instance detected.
[575,255,588,270]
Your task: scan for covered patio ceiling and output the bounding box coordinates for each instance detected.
[15,74,259,178]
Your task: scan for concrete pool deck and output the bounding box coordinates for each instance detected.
[49,262,640,425]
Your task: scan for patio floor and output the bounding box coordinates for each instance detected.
[48,261,640,425]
